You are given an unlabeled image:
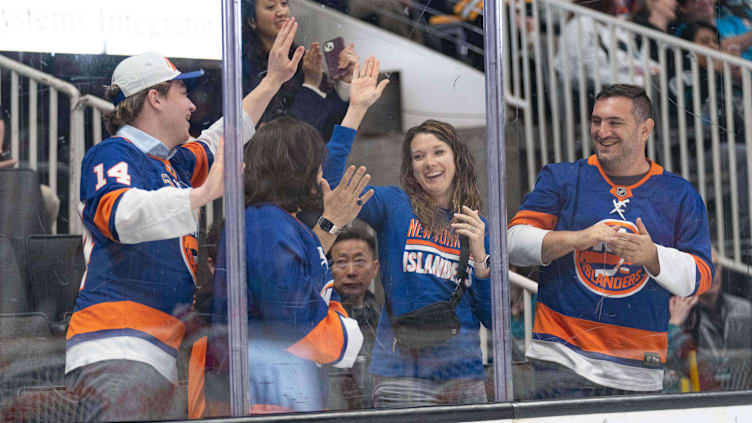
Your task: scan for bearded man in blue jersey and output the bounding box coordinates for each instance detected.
[508,84,714,398]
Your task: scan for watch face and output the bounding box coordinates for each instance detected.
[318,216,334,232]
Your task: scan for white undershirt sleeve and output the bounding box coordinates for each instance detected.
[331,316,364,368]
[508,224,550,267]
[646,244,698,297]
[115,186,198,244]
[196,111,256,155]
[302,83,328,99]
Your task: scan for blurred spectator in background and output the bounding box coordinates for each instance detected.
[557,0,655,110]
[669,21,745,139]
[328,226,381,410]
[0,109,17,169]
[632,0,678,76]
[0,107,60,226]
[348,0,421,41]
[666,248,752,392]
[672,0,752,60]
[241,0,359,137]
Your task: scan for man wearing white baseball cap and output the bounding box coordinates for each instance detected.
[65,18,304,421]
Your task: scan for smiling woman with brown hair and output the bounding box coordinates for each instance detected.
[323,79,492,407]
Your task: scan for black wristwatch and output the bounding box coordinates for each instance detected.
[477,254,491,271]
[316,216,343,235]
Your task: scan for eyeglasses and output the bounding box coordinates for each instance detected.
[332,258,369,269]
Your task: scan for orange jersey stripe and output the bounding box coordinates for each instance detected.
[188,336,208,419]
[183,142,210,187]
[285,309,345,364]
[691,254,713,295]
[405,238,460,255]
[509,209,558,230]
[329,300,348,318]
[534,302,667,363]
[66,300,185,351]
[93,187,130,241]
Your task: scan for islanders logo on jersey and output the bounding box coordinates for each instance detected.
[573,219,649,298]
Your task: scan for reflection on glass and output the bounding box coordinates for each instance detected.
[509,84,714,398]
[4,0,752,420]
[321,118,492,408]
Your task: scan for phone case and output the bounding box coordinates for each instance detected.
[323,37,348,80]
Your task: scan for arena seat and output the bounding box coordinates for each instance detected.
[26,235,84,335]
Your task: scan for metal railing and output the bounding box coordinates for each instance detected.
[0,54,113,234]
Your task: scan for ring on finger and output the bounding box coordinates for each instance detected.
[356,198,363,206]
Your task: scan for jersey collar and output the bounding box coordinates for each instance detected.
[116,125,176,160]
[587,154,664,200]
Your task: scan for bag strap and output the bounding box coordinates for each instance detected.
[449,235,470,309]
[383,234,472,325]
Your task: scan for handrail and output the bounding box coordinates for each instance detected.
[77,94,114,113]
[509,270,538,294]
[546,0,752,69]
[0,55,80,98]
[0,54,114,235]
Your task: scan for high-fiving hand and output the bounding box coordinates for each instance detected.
[265,18,305,88]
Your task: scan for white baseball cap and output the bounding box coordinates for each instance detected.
[111,51,205,106]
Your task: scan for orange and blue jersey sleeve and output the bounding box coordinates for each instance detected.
[212,217,361,367]
[509,165,560,230]
[248,235,356,365]
[80,142,145,243]
[675,188,714,296]
[171,140,214,188]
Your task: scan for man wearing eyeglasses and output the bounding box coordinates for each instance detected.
[328,226,381,410]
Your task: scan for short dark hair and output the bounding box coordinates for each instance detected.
[243,117,326,213]
[595,84,653,123]
[680,20,720,43]
[332,226,377,258]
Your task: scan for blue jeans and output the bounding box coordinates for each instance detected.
[372,376,487,408]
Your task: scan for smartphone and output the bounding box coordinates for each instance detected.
[323,37,348,80]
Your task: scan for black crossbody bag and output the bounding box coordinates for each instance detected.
[385,235,471,354]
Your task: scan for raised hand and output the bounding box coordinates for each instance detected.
[337,43,359,83]
[302,42,323,87]
[348,56,390,110]
[321,165,374,228]
[265,17,305,88]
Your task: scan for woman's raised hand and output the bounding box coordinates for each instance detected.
[349,56,390,110]
[337,43,359,83]
[302,42,324,87]
[266,18,305,88]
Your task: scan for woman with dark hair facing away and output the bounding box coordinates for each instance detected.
[242,0,359,135]
[211,57,389,414]
[631,0,678,76]
[323,71,492,406]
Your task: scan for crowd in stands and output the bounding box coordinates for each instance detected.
[3,0,752,421]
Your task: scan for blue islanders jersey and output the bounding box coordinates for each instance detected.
[212,204,363,413]
[66,125,214,383]
[509,155,713,391]
[322,126,492,381]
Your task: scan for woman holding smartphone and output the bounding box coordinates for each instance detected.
[323,58,492,408]
[241,0,359,135]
